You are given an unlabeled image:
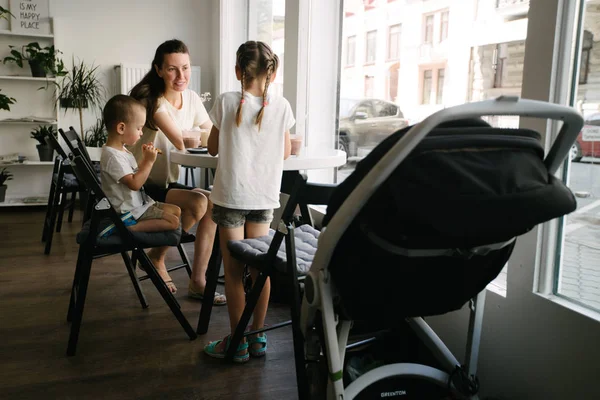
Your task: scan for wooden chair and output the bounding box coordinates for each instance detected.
[41,132,83,254]
[66,147,197,356]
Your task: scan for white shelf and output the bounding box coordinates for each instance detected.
[0,197,47,207]
[0,30,54,39]
[0,120,57,125]
[0,75,57,82]
[0,161,54,166]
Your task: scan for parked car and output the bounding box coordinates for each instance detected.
[338,98,408,157]
[571,113,600,162]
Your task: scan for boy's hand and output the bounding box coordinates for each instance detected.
[142,142,159,163]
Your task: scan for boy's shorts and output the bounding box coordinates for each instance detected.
[137,202,165,221]
[211,204,273,228]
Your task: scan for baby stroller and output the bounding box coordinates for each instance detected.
[297,96,583,399]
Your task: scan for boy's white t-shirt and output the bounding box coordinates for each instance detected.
[209,90,295,210]
[100,145,154,218]
[131,89,210,187]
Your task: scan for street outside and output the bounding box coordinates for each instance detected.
[336,157,600,309]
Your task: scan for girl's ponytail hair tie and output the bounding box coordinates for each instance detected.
[263,101,268,106]
[240,99,246,104]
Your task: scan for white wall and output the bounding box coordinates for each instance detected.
[48,0,219,135]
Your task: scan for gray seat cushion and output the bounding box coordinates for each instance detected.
[227,224,320,275]
[77,218,182,249]
[53,172,80,188]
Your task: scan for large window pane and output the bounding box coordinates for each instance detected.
[556,0,600,312]
[336,0,530,294]
[250,0,286,97]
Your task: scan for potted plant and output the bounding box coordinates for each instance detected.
[0,6,15,21]
[0,89,16,111]
[1,42,67,78]
[83,118,107,160]
[0,168,13,202]
[57,59,105,140]
[30,125,57,162]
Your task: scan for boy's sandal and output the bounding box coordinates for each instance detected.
[248,333,267,357]
[204,335,249,363]
[188,284,227,306]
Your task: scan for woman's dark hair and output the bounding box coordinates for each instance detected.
[129,39,189,131]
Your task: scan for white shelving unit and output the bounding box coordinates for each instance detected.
[0,19,59,207]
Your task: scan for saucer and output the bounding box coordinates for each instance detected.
[187,147,208,154]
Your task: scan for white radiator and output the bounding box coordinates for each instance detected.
[114,63,201,96]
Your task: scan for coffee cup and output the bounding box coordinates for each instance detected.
[290,134,303,155]
[200,129,210,148]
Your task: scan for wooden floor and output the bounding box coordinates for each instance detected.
[0,207,299,400]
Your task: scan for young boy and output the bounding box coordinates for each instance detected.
[100,94,181,236]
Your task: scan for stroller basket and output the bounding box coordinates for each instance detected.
[325,123,576,321]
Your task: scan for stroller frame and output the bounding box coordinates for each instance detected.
[300,96,583,399]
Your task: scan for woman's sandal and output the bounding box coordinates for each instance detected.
[248,333,267,357]
[188,284,227,306]
[204,335,249,363]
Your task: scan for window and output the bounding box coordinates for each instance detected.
[579,30,593,84]
[436,68,445,104]
[374,100,399,117]
[249,0,286,97]
[388,24,401,60]
[424,14,434,44]
[364,75,375,97]
[422,69,433,104]
[554,1,600,313]
[366,30,377,64]
[346,36,356,66]
[440,11,449,42]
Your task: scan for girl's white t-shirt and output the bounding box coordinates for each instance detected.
[131,89,210,187]
[209,90,295,210]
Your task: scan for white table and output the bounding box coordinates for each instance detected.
[170,148,347,171]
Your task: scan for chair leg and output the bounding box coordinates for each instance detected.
[286,228,310,400]
[66,249,94,356]
[226,266,270,361]
[82,191,93,225]
[44,185,63,255]
[190,168,196,187]
[56,191,67,233]
[67,248,86,322]
[197,232,221,334]
[67,191,77,222]
[137,250,197,340]
[121,252,148,309]
[42,179,57,242]
[176,243,193,277]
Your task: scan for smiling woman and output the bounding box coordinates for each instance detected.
[127,39,226,305]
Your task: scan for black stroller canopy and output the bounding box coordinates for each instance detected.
[323,118,576,319]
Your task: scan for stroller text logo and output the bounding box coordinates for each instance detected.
[380,390,407,397]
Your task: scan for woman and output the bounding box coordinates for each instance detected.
[130,39,225,305]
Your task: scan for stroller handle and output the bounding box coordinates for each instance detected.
[313,96,583,274]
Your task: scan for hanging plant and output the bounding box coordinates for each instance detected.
[0,6,15,21]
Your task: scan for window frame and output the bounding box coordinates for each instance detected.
[423,13,434,44]
[387,23,401,61]
[365,29,377,64]
[436,67,445,104]
[439,10,449,42]
[346,35,356,67]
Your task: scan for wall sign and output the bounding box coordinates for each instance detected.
[9,0,50,35]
